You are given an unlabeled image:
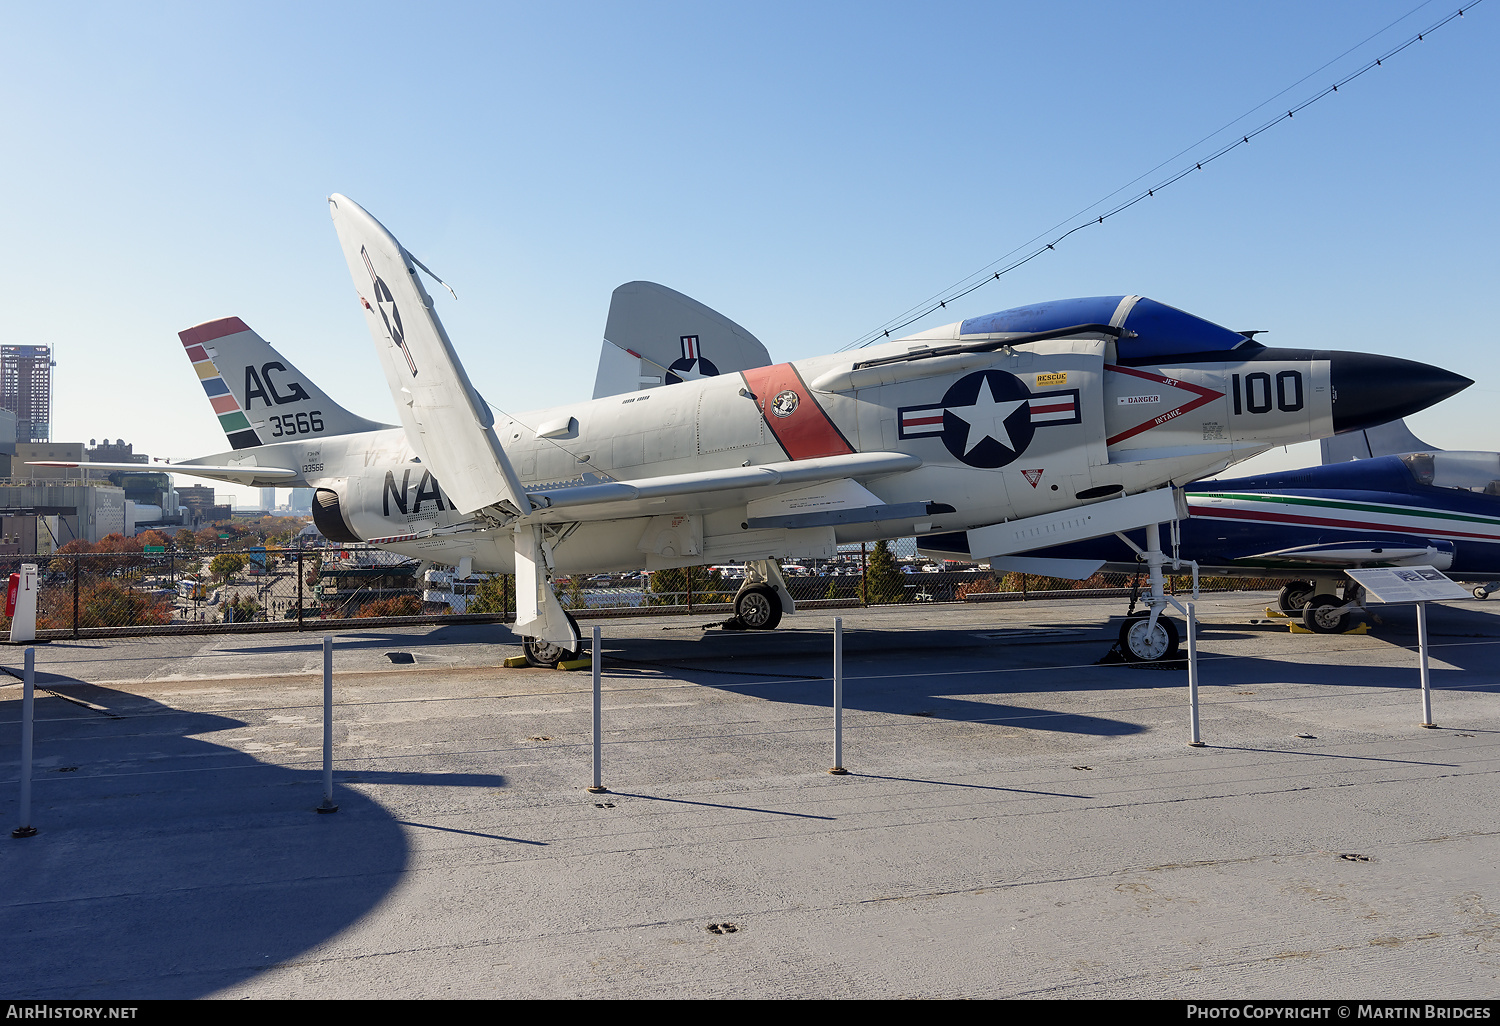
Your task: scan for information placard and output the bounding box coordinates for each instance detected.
[1344,566,1471,604]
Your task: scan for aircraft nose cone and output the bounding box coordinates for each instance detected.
[1330,352,1472,433]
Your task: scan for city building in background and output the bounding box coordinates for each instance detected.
[1,345,54,444]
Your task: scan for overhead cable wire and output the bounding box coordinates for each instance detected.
[844,2,1481,350]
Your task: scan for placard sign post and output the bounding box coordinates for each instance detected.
[1343,566,1471,728]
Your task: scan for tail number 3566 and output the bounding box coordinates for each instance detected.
[269,411,323,437]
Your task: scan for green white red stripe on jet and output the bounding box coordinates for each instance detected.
[1189,491,1500,544]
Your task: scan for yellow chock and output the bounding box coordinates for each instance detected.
[556,657,593,671]
[1288,624,1313,634]
[502,655,529,668]
[1264,606,1290,619]
[1344,622,1371,635]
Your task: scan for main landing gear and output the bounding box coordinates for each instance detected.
[523,611,582,668]
[724,559,794,631]
[1275,577,1367,634]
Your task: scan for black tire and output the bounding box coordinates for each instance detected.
[523,611,581,667]
[1475,586,1491,601]
[1277,581,1316,615]
[734,584,782,630]
[1301,594,1347,634]
[1118,612,1180,662]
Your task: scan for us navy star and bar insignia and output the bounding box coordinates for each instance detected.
[898,369,1080,469]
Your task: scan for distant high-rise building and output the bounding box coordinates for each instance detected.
[259,486,277,512]
[0,345,53,444]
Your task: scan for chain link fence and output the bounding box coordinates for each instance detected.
[0,543,1300,639]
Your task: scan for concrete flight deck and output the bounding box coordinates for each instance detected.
[2,597,1498,1000]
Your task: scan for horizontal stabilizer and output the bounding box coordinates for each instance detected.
[593,281,772,399]
[28,460,298,486]
[328,194,531,517]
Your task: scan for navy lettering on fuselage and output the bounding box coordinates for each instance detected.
[383,468,448,517]
[413,471,446,513]
[383,470,411,516]
[245,362,312,408]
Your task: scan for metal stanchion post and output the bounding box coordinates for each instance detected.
[318,635,338,813]
[1417,602,1435,727]
[829,618,848,774]
[1188,602,1204,746]
[588,625,608,793]
[12,647,36,837]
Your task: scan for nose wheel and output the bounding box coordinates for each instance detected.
[1119,612,1180,662]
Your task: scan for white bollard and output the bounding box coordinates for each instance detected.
[1187,602,1204,747]
[829,617,847,774]
[9,564,38,644]
[318,635,338,813]
[12,647,36,837]
[588,626,608,794]
[1417,602,1435,727]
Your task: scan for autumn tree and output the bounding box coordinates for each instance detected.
[859,540,905,604]
[209,553,247,583]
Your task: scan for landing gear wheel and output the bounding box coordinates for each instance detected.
[523,611,581,667]
[1119,612,1180,662]
[1277,580,1316,615]
[734,584,782,631]
[1475,586,1491,601]
[1301,595,1347,634]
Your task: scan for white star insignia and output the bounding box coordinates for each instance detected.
[947,377,1027,455]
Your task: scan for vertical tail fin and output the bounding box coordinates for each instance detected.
[1320,418,1439,464]
[592,281,772,398]
[179,317,392,449]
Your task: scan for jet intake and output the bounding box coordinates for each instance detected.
[313,488,362,543]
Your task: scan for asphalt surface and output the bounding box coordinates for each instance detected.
[2,592,1498,999]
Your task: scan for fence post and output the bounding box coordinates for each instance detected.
[318,635,338,813]
[297,550,305,632]
[588,625,607,794]
[829,617,847,775]
[860,543,868,607]
[686,567,693,614]
[72,555,80,638]
[12,648,36,837]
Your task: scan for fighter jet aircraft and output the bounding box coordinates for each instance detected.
[38,195,1472,664]
[977,419,1500,636]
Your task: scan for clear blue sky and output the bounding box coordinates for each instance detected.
[3,1,1495,506]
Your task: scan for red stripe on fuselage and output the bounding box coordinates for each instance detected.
[740,363,856,460]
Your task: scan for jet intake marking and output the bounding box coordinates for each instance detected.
[362,245,417,377]
[898,370,1080,469]
[1105,364,1223,446]
[740,364,855,461]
